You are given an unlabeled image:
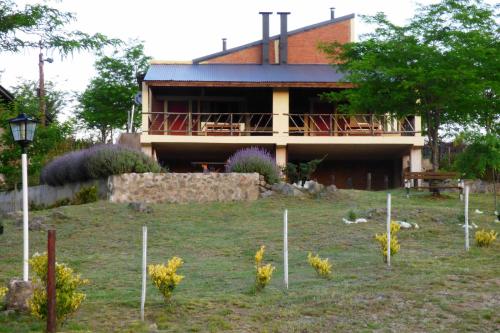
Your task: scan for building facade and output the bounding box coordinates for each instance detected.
[140,11,424,189]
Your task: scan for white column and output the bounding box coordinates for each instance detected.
[464,186,469,251]
[22,153,29,281]
[272,88,289,137]
[283,209,288,289]
[141,82,150,133]
[386,193,391,267]
[140,225,147,320]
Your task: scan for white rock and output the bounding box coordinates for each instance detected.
[355,218,368,223]
[342,218,355,224]
[474,209,483,214]
[396,221,412,229]
[412,223,420,229]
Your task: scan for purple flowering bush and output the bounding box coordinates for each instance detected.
[226,147,279,184]
[40,144,162,186]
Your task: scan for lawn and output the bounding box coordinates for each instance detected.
[1,189,499,332]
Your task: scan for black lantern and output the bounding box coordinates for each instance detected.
[8,113,37,150]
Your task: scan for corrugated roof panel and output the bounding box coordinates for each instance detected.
[144,64,346,83]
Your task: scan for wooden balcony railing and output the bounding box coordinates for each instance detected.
[145,112,274,136]
[288,114,416,136]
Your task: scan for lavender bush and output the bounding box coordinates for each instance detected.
[40,144,162,186]
[226,147,279,184]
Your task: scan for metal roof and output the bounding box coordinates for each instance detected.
[193,14,355,64]
[144,64,346,83]
[0,85,14,102]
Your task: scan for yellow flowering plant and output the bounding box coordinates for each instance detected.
[0,286,8,300]
[254,245,275,291]
[374,222,401,262]
[307,252,332,278]
[28,253,89,324]
[475,229,498,247]
[148,256,184,301]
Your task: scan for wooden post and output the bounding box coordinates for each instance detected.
[331,174,335,186]
[384,175,389,190]
[47,230,56,333]
[464,186,469,251]
[366,173,372,191]
[347,177,353,189]
[283,209,288,289]
[141,226,147,321]
[386,193,391,267]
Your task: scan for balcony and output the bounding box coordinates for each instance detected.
[146,112,274,136]
[288,114,416,136]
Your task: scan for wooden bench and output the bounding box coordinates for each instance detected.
[404,171,464,197]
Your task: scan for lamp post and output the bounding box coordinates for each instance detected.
[8,113,37,281]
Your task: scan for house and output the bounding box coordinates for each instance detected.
[139,10,424,189]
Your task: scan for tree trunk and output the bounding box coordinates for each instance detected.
[100,128,107,143]
[426,110,441,195]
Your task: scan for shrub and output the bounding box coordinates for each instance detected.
[254,245,275,291]
[40,144,162,186]
[72,186,98,205]
[148,256,184,301]
[28,253,89,324]
[226,147,279,184]
[347,210,357,221]
[307,252,332,278]
[475,229,498,247]
[285,156,326,185]
[374,222,401,262]
[0,286,7,300]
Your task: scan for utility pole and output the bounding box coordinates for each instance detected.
[38,41,53,127]
[38,42,46,127]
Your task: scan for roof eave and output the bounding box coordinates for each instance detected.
[145,80,353,88]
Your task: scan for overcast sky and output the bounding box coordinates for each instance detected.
[0,0,496,96]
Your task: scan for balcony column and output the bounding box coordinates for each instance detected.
[410,147,423,187]
[414,116,422,136]
[272,88,289,138]
[141,82,150,133]
[276,145,287,168]
[141,143,156,160]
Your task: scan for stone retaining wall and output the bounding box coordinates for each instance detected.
[108,173,260,204]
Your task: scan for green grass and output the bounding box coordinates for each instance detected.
[1,189,499,332]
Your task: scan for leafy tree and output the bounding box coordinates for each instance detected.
[77,42,151,143]
[321,0,499,171]
[454,133,499,213]
[0,80,83,189]
[0,0,120,126]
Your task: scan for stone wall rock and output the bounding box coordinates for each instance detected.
[108,173,260,204]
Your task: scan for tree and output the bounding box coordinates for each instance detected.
[0,80,80,189]
[77,42,151,143]
[321,0,499,171]
[0,0,120,126]
[454,133,499,213]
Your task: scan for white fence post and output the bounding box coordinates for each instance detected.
[386,193,391,267]
[284,209,288,289]
[141,225,147,321]
[464,186,470,251]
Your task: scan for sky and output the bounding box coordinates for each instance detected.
[0,0,496,102]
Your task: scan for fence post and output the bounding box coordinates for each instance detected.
[386,193,391,268]
[141,226,147,321]
[464,186,469,251]
[47,230,56,333]
[384,175,389,191]
[366,173,372,191]
[283,209,288,289]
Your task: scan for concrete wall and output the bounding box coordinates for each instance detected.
[0,179,109,213]
[108,172,260,204]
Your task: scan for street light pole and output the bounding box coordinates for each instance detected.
[22,146,29,281]
[8,114,38,282]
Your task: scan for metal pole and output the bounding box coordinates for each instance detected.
[465,186,469,251]
[47,230,56,333]
[386,193,391,267]
[22,152,29,281]
[140,226,147,321]
[283,209,288,289]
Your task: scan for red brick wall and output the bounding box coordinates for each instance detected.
[203,19,351,64]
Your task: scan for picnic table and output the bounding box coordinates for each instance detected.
[404,171,464,197]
